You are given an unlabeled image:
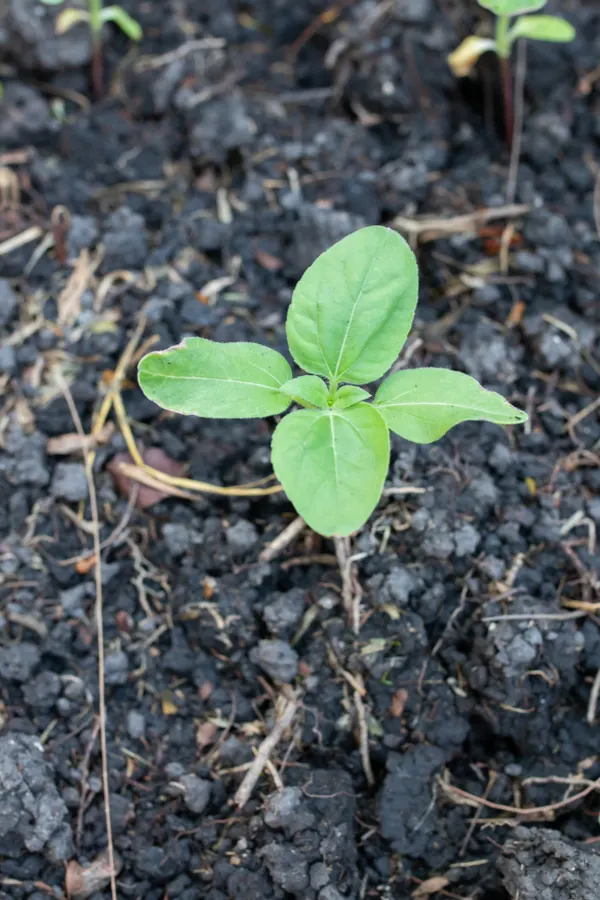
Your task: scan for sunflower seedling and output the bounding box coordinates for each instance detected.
[448,0,575,142]
[138,226,528,537]
[40,0,142,98]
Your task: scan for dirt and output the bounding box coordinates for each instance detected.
[1,0,600,898]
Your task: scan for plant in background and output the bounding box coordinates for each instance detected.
[448,0,575,142]
[40,0,142,99]
[138,227,527,537]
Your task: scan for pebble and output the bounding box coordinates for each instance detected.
[0,641,40,682]
[126,710,146,740]
[385,566,419,606]
[50,462,89,502]
[162,523,192,557]
[250,639,298,682]
[226,519,259,556]
[0,345,16,374]
[103,650,129,686]
[0,279,17,326]
[263,589,305,638]
[178,774,212,814]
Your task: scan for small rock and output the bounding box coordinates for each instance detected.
[385,566,419,606]
[188,92,256,161]
[310,863,330,890]
[0,345,16,374]
[453,524,480,558]
[67,216,99,260]
[263,589,305,639]
[261,843,309,893]
[0,642,40,682]
[178,774,211,814]
[50,462,89,502]
[22,671,61,709]
[162,523,191,557]
[103,650,129,686]
[0,279,18,326]
[226,519,259,556]
[250,639,298,682]
[126,710,146,740]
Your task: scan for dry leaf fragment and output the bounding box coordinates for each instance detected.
[47,423,114,455]
[57,248,101,327]
[66,850,122,899]
[390,688,409,718]
[412,876,450,898]
[196,720,218,748]
[255,249,283,271]
[107,447,185,508]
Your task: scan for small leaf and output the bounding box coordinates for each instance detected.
[333,385,371,409]
[40,0,64,5]
[374,368,528,443]
[280,375,330,409]
[56,8,90,33]
[286,226,418,385]
[271,403,389,537]
[138,338,292,418]
[509,15,575,43]
[101,5,143,40]
[447,36,497,77]
[478,0,547,13]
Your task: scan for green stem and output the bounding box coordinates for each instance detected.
[327,380,337,405]
[495,14,510,60]
[89,0,103,99]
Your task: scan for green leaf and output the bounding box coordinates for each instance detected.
[101,5,143,40]
[286,226,418,386]
[280,376,330,409]
[138,337,292,419]
[271,403,390,536]
[374,368,528,443]
[333,385,371,409]
[40,0,64,5]
[478,0,546,13]
[509,15,575,43]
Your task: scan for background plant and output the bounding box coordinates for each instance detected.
[138,227,527,537]
[40,0,142,98]
[448,0,575,142]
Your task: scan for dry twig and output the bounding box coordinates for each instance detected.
[233,694,300,809]
[259,516,306,562]
[390,204,529,244]
[59,378,117,900]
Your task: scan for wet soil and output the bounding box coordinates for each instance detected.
[1,1,600,898]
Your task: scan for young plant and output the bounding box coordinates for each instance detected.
[138,227,527,537]
[40,0,142,99]
[448,0,575,142]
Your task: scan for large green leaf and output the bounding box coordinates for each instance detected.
[271,403,390,536]
[478,0,546,13]
[374,368,528,443]
[286,226,418,385]
[509,15,575,43]
[138,338,292,418]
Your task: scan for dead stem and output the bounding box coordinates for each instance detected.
[233,694,300,809]
[59,377,117,900]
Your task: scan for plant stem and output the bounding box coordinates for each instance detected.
[500,56,514,147]
[89,0,103,99]
[495,14,514,147]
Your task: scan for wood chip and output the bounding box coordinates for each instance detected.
[412,876,450,897]
[66,851,122,899]
[57,248,101,326]
[47,423,114,455]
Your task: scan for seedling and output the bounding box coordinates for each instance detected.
[138,227,527,537]
[448,1,575,142]
[40,0,142,99]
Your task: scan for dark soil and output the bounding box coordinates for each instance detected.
[1,0,600,898]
